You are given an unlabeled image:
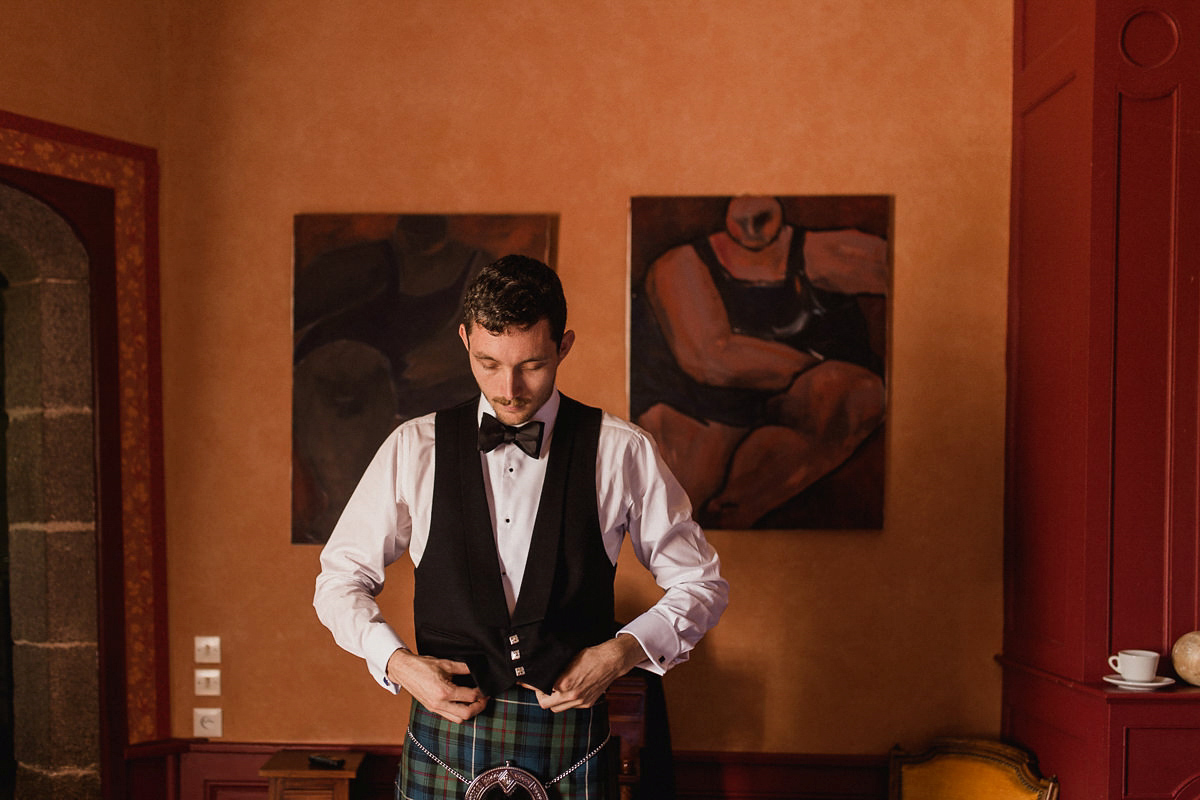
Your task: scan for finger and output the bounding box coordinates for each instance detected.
[444,685,486,706]
[447,694,488,721]
[438,706,471,724]
[525,686,551,709]
[441,659,473,675]
[461,696,489,719]
[426,696,467,724]
[549,687,602,712]
[544,687,585,712]
[441,696,488,723]
[547,696,582,713]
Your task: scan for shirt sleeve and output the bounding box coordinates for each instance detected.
[607,421,729,674]
[313,425,415,693]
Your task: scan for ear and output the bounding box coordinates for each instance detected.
[458,323,470,351]
[558,329,575,361]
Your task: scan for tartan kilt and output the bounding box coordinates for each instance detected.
[397,686,613,800]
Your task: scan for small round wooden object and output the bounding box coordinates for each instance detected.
[1172,631,1200,686]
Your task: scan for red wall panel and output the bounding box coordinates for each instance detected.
[1006,2,1200,797]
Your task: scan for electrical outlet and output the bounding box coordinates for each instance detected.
[194,668,221,696]
[194,636,221,664]
[193,708,222,738]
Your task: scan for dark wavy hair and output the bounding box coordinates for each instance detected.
[461,254,567,345]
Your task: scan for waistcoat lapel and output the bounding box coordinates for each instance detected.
[510,396,581,627]
[449,402,510,628]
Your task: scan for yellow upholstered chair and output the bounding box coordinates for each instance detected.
[888,738,1058,800]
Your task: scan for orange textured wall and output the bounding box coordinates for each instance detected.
[3,0,1014,754]
[0,0,163,146]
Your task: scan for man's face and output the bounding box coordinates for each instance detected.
[459,318,575,426]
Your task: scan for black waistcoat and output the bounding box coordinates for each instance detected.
[413,395,615,696]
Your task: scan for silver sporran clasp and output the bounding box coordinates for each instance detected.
[463,761,549,800]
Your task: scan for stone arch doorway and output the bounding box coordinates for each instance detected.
[0,112,165,799]
[1,179,103,796]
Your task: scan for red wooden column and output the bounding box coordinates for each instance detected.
[1004,1,1200,797]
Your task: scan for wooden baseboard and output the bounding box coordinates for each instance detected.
[127,740,888,800]
[674,750,888,800]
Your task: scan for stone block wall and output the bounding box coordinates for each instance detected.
[2,182,101,798]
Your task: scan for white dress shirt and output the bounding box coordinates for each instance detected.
[314,391,729,692]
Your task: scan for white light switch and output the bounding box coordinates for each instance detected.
[194,636,221,663]
[194,668,221,696]
[193,708,223,737]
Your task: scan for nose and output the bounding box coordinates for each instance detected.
[499,369,523,401]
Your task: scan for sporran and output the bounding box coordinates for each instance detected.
[406,727,610,800]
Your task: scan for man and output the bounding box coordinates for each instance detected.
[314,255,728,800]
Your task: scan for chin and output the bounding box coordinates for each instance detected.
[493,405,531,425]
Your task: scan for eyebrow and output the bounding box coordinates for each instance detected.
[470,351,549,366]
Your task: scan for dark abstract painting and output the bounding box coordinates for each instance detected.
[292,213,557,543]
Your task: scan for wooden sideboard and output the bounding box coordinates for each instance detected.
[258,750,365,800]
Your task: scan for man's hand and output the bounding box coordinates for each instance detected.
[531,634,645,713]
[386,648,488,723]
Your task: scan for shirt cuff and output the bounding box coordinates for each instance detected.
[364,624,408,693]
[617,613,683,675]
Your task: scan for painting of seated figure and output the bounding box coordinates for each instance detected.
[630,195,890,530]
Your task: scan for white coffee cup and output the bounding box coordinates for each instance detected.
[1108,649,1159,682]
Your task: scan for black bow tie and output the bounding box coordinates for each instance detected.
[478,413,544,458]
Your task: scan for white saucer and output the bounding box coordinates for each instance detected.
[1103,674,1175,690]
